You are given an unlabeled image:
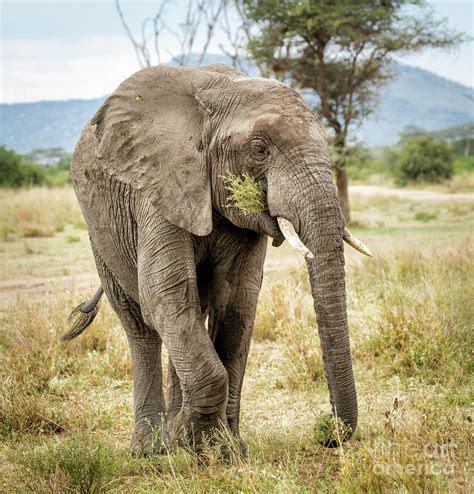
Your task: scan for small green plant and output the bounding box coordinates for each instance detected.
[414,211,437,222]
[66,235,81,243]
[222,173,267,215]
[313,415,352,447]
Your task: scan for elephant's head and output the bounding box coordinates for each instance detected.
[92,63,372,442]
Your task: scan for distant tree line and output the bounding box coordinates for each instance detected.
[0,146,71,188]
[2,132,471,188]
[399,124,474,157]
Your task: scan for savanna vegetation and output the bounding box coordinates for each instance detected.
[0,184,472,492]
[0,146,71,189]
[3,124,473,195]
[343,128,474,193]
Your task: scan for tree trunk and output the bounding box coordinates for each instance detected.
[336,166,350,223]
[333,132,351,223]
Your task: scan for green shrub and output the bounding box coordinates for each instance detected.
[414,211,437,222]
[450,137,473,157]
[43,166,70,186]
[397,136,454,183]
[0,146,71,188]
[0,146,47,188]
[57,154,72,171]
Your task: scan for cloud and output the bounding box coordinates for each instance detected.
[1,35,150,103]
[0,28,233,103]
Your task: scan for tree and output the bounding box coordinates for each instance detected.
[397,136,453,183]
[240,0,466,221]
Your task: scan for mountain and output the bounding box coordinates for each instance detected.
[358,64,474,146]
[0,98,105,154]
[1,58,473,153]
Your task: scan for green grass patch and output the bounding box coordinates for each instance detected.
[414,211,438,222]
[313,415,352,447]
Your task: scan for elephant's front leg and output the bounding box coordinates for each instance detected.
[138,217,229,451]
[209,233,267,456]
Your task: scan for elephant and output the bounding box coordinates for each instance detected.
[63,63,372,456]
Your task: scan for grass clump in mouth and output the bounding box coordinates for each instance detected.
[313,415,352,447]
[222,173,267,215]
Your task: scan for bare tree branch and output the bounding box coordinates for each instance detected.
[219,2,245,69]
[198,0,226,64]
[117,0,220,67]
[115,0,150,67]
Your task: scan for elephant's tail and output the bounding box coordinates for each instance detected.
[62,287,104,341]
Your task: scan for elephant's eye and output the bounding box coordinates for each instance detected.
[250,139,270,161]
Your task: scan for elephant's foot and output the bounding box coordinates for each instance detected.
[131,419,169,456]
[169,408,231,454]
[234,433,248,458]
[168,409,248,462]
[227,417,249,458]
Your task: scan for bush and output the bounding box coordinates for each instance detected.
[0,146,71,188]
[0,146,47,188]
[397,136,454,183]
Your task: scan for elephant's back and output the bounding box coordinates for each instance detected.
[71,122,99,185]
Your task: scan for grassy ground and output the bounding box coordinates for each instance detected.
[0,186,472,492]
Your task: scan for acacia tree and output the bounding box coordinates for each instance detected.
[240,0,465,221]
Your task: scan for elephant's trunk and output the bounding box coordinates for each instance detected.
[303,216,358,440]
[269,165,358,442]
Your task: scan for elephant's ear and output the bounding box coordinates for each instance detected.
[91,66,221,236]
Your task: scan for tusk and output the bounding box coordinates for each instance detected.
[343,228,373,257]
[277,217,314,259]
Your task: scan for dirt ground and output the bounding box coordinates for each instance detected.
[350,184,474,202]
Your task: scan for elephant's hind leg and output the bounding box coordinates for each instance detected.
[93,249,167,455]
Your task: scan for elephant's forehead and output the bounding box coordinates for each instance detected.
[252,112,326,147]
[237,78,310,114]
[232,79,327,146]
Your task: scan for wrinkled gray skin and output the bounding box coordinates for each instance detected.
[70,63,357,455]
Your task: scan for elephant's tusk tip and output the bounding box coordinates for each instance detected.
[343,228,373,257]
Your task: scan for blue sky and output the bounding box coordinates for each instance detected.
[1,0,473,103]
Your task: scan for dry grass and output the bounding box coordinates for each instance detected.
[0,186,472,492]
[446,171,474,193]
[0,187,85,241]
[0,294,131,440]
